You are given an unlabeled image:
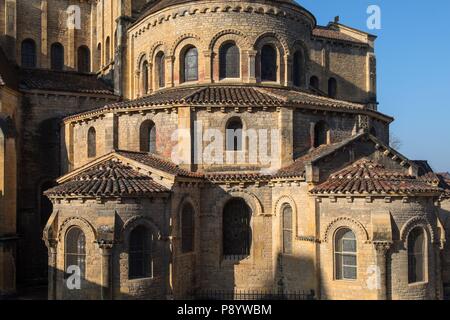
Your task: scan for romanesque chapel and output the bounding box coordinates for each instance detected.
[0,0,449,300]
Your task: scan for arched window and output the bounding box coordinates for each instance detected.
[129,226,153,279]
[293,50,304,87]
[328,77,337,98]
[226,117,243,151]
[223,198,251,257]
[408,227,426,283]
[282,204,293,254]
[105,37,111,63]
[314,120,329,148]
[96,43,102,70]
[50,42,64,71]
[310,76,319,90]
[334,228,357,280]
[219,42,240,79]
[139,120,156,153]
[87,127,96,158]
[182,46,198,82]
[21,39,36,68]
[77,46,90,73]
[155,51,165,89]
[141,60,149,95]
[65,227,86,278]
[181,203,195,253]
[261,44,277,81]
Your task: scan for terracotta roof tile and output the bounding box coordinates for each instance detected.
[311,159,442,196]
[312,27,365,44]
[116,150,203,178]
[205,172,272,183]
[64,85,377,122]
[19,68,115,95]
[45,159,168,197]
[275,134,368,178]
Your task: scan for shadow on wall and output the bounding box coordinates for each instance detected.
[308,51,373,105]
[439,206,450,295]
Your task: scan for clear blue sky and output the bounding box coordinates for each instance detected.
[297,0,450,172]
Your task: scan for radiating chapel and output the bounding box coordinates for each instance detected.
[0,0,449,300]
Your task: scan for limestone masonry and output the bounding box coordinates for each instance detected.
[0,0,449,300]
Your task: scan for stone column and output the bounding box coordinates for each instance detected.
[374,242,391,300]
[148,62,154,93]
[285,55,293,87]
[47,239,57,300]
[435,243,444,300]
[135,70,141,97]
[166,55,175,87]
[40,0,48,69]
[202,50,212,83]
[247,50,257,83]
[98,242,113,300]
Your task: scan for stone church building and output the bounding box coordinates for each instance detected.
[0,0,449,300]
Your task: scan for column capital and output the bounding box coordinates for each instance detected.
[373,241,392,254]
[96,239,114,252]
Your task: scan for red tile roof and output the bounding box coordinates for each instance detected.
[45,159,168,197]
[275,133,369,178]
[64,85,383,123]
[117,150,203,178]
[19,68,115,95]
[311,159,442,196]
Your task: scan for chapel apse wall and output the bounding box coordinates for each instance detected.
[127,0,376,104]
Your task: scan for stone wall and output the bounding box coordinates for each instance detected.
[17,92,116,285]
[317,196,440,300]
[127,0,373,103]
[49,197,170,300]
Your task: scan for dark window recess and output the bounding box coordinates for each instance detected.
[328,77,337,98]
[183,47,198,82]
[408,227,425,283]
[314,121,329,148]
[282,205,293,254]
[181,204,195,253]
[293,50,303,87]
[77,46,90,73]
[141,60,149,94]
[129,226,153,279]
[261,45,277,81]
[219,42,240,79]
[310,76,319,90]
[21,39,36,68]
[51,43,64,71]
[139,120,156,153]
[226,118,243,151]
[87,127,96,158]
[156,52,165,88]
[65,227,86,278]
[223,198,251,257]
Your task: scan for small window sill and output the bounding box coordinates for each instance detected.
[333,278,358,283]
[408,281,428,287]
[128,276,155,283]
